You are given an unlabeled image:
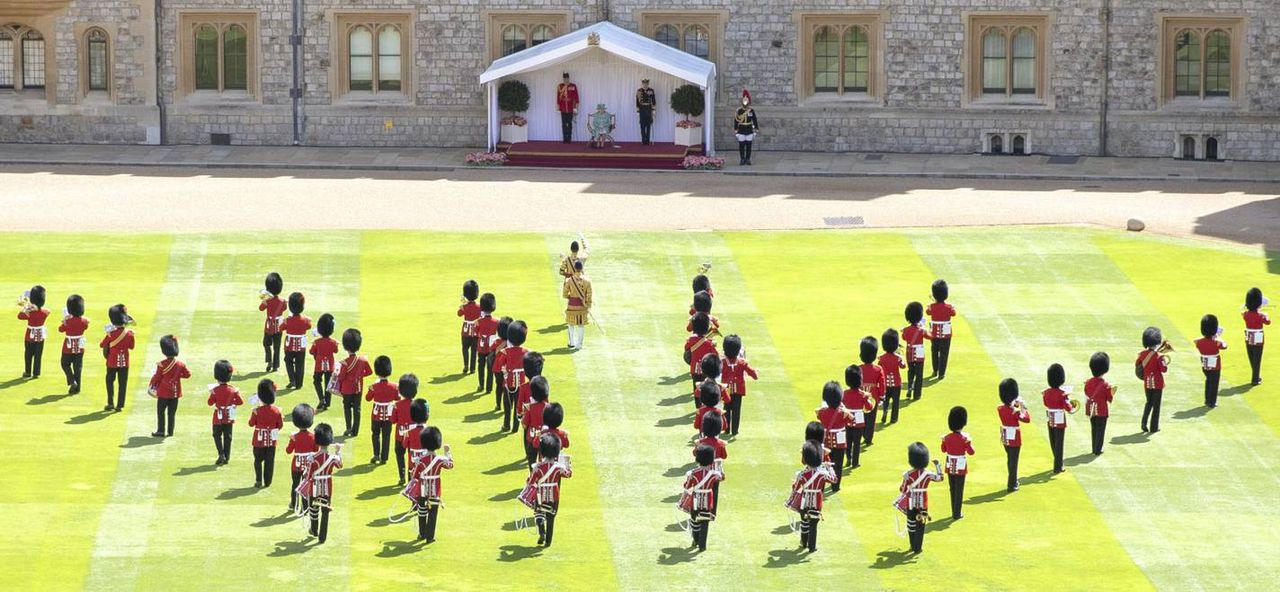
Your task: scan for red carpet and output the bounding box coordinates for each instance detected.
[501,141,698,170]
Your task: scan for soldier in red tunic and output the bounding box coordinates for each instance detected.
[308,313,338,411]
[458,280,481,375]
[1043,363,1077,474]
[286,403,316,513]
[815,381,853,492]
[1195,314,1227,408]
[335,328,373,437]
[804,421,832,466]
[391,373,420,485]
[902,302,931,401]
[99,304,135,412]
[538,402,571,451]
[280,292,311,390]
[249,380,284,488]
[878,329,906,425]
[695,412,728,462]
[521,375,549,469]
[842,365,873,469]
[687,291,720,336]
[940,406,974,520]
[997,378,1030,492]
[897,442,943,554]
[147,335,190,438]
[1136,327,1169,433]
[301,423,343,543]
[1242,287,1269,385]
[514,351,545,419]
[495,320,529,433]
[694,380,727,437]
[208,360,243,465]
[859,336,884,447]
[489,316,512,403]
[407,426,453,542]
[787,441,836,553]
[259,272,286,373]
[58,294,90,394]
[681,443,724,552]
[556,72,579,143]
[720,335,757,436]
[1084,352,1114,455]
[927,280,957,379]
[366,355,398,465]
[522,433,573,547]
[684,313,719,403]
[400,399,431,472]
[474,294,499,393]
[17,284,48,378]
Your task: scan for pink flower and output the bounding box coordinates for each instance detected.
[676,120,703,129]
[682,155,724,170]
[500,115,528,127]
[466,151,508,166]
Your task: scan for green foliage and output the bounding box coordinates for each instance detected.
[669,84,704,120]
[497,79,530,115]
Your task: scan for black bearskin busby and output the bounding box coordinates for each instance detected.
[108,304,133,327]
[1142,326,1163,349]
[821,380,842,409]
[529,376,549,402]
[694,443,715,467]
[701,412,723,439]
[292,403,315,429]
[316,313,335,338]
[287,292,305,315]
[570,241,580,254]
[462,280,479,302]
[860,336,878,364]
[214,359,234,383]
[398,373,419,398]
[692,291,713,315]
[804,421,824,445]
[342,328,362,353]
[844,364,862,389]
[314,423,334,447]
[507,320,528,347]
[699,380,722,408]
[421,426,443,451]
[1047,363,1065,388]
[932,279,949,303]
[28,285,46,308]
[690,313,711,337]
[409,398,429,424]
[574,260,583,273]
[801,441,822,468]
[999,378,1019,405]
[1201,314,1219,338]
[160,334,179,358]
[908,441,930,470]
[374,355,392,378]
[948,406,968,432]
[543,402,565,429]
[66,294,85,317]
[257,379,277,405]
[538,432,562,460]
[882,328,900,353]
[523,351,545,379]
[264,272,283,296]
[723,334,743,359]
[692,274,711,294]
[479,293,497,314]
[496,317,513,342]
[1089,352,1110,378]
[905,301,924,325]
[699,354,722,381]
[1246,287,1264,311]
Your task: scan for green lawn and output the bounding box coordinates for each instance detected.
[0,227,1275,591]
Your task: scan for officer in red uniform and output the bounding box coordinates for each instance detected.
[1136,327,1169,433]
[788,441,836,553]
[303,423,343,543]
[259,272,286,373]
[335,328,373,437]
[458,280,481,375]
[1195,314,1227,408]
[495,320,529,433]
[520,375,549,469]
[409,426,453,542]
[684,313,719,403]
[556,72,579,143]
[286,403,316,513]
[280,292,311,390]
[927,280,956,379]
[523,433,573,547]
[997,378,1031,492]
[99,304,135,411]
[898,442,944,554]
[815,381,854,492]
[366,355,399,465]
[147,335,190,438]
[17,285,48,378]
[58,294,90,394]
[859,337,884,446]
[940,406,974,520]
[208,360,243,465]
[1084,352,1114,455]
[842,365,873,469]
[720,335,758,436]
[902,302,931,400]
[309,313,338,411]
[878,329,906,425]
[1243,287,1269,385]
[474,294,499,392]
[391,373,420,485]
[1043,363,1077,474]
[682,443,724,552]
[249,380,284,488]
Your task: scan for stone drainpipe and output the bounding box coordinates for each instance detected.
[154,0,166,145]
[1099,0,1111,156]
[291,0,304,145]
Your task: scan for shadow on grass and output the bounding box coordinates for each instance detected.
[468,431,511,446]
[967,488,1012,506]
[335,463,377,478]
[0,376,31,390]
[1020,470,1054,487]
[501,519,526,532]
[870,549,918,569]
[663,462,696,478]
[430,373,467,385]
[174,463,218,477]
[764,548,811,568]
[658,546,699,565]
[1219,383,1256,398]
[218,486,262,500]
[771,524,794,535]
[463,411,497,424]
[1064,453,1100,467]
[483,459,528,475]
[1111,431,1150,446]
[664,521,686,533]
[660,494,681,504]
[537,323,567,334]
[357,483,403,501]
[655,413,694,428]
[658,375,688,386]
[66,410,113,425]
[268,539,318,556]
[543,347,574,357]
[489,488,522,503]
[657,394,689,407]
[444,390,485,405]
[234,371,271,381]
[497,544,543,562]
[1172,406,1210,420]
[27,392,74,405]
[251,511,296,528]
[377,539,427,557]
[120,435,164,449]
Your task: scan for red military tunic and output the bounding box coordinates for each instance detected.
[1042,387,1076,429]
[1135,349,1168,390]
[475,314,498,355]
[287,429,318,472]
[249,404,283,448]
[860,362,885,404]
[686,313,720,335]
[18,307,49,342]
[1242,310,1270,346]
[524,459,572,508]
[538,427,571,450]
[898,468,943,511]
[208,383,244,425]
[901,323,931,364]
[281,315,312,353]
[878,352,904,389]
[411,452,454,499]
[495,345,528,392]
[401,424,427,463]
[148,358,191,399]
[58,315,90,354]
[335,355,373,396]
[841,387,873,428]
[522,400,547,445]
[304,450,343,498]
[997,404,1031,447]
[927,302,957,340]
[1195,337,1226,371]
[391,398,414,437]
[815,405,853,450]
[259,296,286,335]
[940,432,975,476]
[694,405,725,432]
[721,356,758,396]
[365,379,399,422]
[556,82,579,114]
[684,335,719,375]
[1084,376,1113,418]
[99,327,135,368]
[681,465,724,512]
[693,436,728,460]
[458,302,481,337]
[788,466,836,512]
[309,336,338,374]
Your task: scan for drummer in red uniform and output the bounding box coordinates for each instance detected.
[302,423,343,543]
[521,376,550,469]
[408,426,453,542]
[474,294,499,393]
[280,292,311,390]
[997,378,1031,492]
[1195,315,1227,408]
[286,403,317,513]
[249,380,284,489]
[308,313,338,411]
[787,441,837,553]
[391,373,420,485]
[842,365,873,469]
[897,442,944,554]
[859,336,884,446]
[681,443,724,552]
[902,302,931,401]
[522,433,573,547]
[878,329,906,426]
[815,381,853,492]
[494,320,529,433]
[927,280,956,379]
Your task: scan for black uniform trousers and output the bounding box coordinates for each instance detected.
[23,340,43,377]
[213,424,233,460]
[461,335,478,374]
[1089,415,1108,455]
[799,510,820,552]
[290,469,307,512]
[501,386,519,432]
[1004,445,1021,491]
[1142,388,1163,432]
[1246,344,1264,384]
[864,404,878,445]
[845,425,864,467]
[931,338,952,378]
[1203,368,1221,407]
[155,398,178,436]
[262,333,282,370]
[253,446,276,486]
[479,352,495,391]
[907,362,925,400]
[61,353,83,390]
[726,394,744,435]
[313,371,332,409]
[882,387,902,424]
[283,351,306,388]
[1048,426,1065,473]
[947,474,965,519]
[310,496,331,543]
[395,439,408,483]
[829,447,847,492]
[689,510,714,551]
[105,366,128,409]
[417,498,440,541]
[342,393,361,435]
[371,420,392,462]
[906,508,927,553]
[536,500,560,546]
[639,110,653,145]
[560,112,574,143]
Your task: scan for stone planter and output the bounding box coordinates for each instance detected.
[500,123,528,144]
[674,124,702,147]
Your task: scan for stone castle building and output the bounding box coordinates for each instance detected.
[1,1,1276,160]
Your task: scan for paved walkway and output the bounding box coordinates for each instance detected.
[1,143,1278,183]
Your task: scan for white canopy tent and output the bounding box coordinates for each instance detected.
[480,22,717,155]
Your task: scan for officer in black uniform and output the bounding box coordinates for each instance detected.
[636,79,657,145]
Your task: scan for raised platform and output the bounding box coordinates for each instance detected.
[500,141,699,170]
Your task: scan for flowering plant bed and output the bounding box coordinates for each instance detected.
[675,119,702,129]
[682,155,724,170]
[500,115,528,127]
[465,151,508,167]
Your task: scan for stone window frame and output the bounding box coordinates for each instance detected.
[638,11,727,65]
[485,11,570,62]
[330,12,414,102]
[176,12,259,101]
[79,26,112,99]
[1156,15,1246,108]
[0,23,50,98]
[963,13,1053,108]
[795,12,887,104]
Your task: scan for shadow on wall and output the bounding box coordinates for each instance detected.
[1192,196,1280,274]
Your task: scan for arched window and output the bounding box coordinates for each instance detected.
[1182,136,1197,159]
[1204,30,1230,97]
[1011,28,1036,94]
[813,26,839,93]
[86,28,109,92]
[1012,134,1026,155]
[21,29,44,89]
[0,29,13,89]
[1174,30,1201,96]
[377,26,400,91]
[531,25,553,47]
[654,24,679,49]
[501,25,526,57]
[981,29,1007,94]
[683,25,709,60]
[990,134,1004,154]
[1205,136,1219,160]
[348,27,373,91]
[222,24,247,91]
[193,24,219,90]
[842,26,868,92]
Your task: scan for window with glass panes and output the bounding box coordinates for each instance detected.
[0,24,50,92]
[645,18,718,61]
[1162,17,1242,102]
[800,15,880,99]
[20,30,43,88]
[498,22,559,58]
[977,23,1040,96]
[0,30,13,89]
[188,20,252,93]
[86,28,109,92]
[344,22,403,93]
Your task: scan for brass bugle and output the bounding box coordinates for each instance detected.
[697,262,712,275]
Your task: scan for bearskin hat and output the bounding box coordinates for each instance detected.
[699,354,722,380]
[692,291,713,315]
[694,443,716,467]
[214,359,234,383]
[66,294,85,317]
[1142,326,1163,349]
[1246,287,1264,311]
[398,373,419,398]
[538,432,562,461]
[108,304,132,327]
[374,355,392,378]
[844,364,862,390]
[257,379,277,405]
[574,260,584,273]
[860,336,878,364]
[316,313,335,338]
[905,301,924,325]
[948,406,968,432]
[409,398,429,424]
[462,280,479,302]
[507,320,528,347]
[822,380,842,409]
[804,421,824,445]
[314,423,334,447]
[1200,314,1218,338]
[723,334,743,359]
[543,402,565,429]
[1089,352,1110,378]
[479,292,497,314]
[496,317,513,341]
[699,380,722,408]
[908,441,930,470]
[291,403,315,429]
[287,292,305,315]
[689,312,711,337]
[159,334,179,358]
[999,378,1019,405]
[570,241,580,254]
[529,376,549,402]
[1047,363,1065,388]
[801,441,822,468]
[523,351,545,379]
[882,328,900,353]
[342,328,362,353]
[701,412,723,439]
[932,279,950,303]
[692,274,711,294]
[264,272,283,296]
[28,285,46,308]
[421,426,443,451]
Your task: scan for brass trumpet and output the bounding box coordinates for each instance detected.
[259,289,272,302]
[1157,340,1175,365]
[1068,398,1082,413]
[696,262,712,275]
